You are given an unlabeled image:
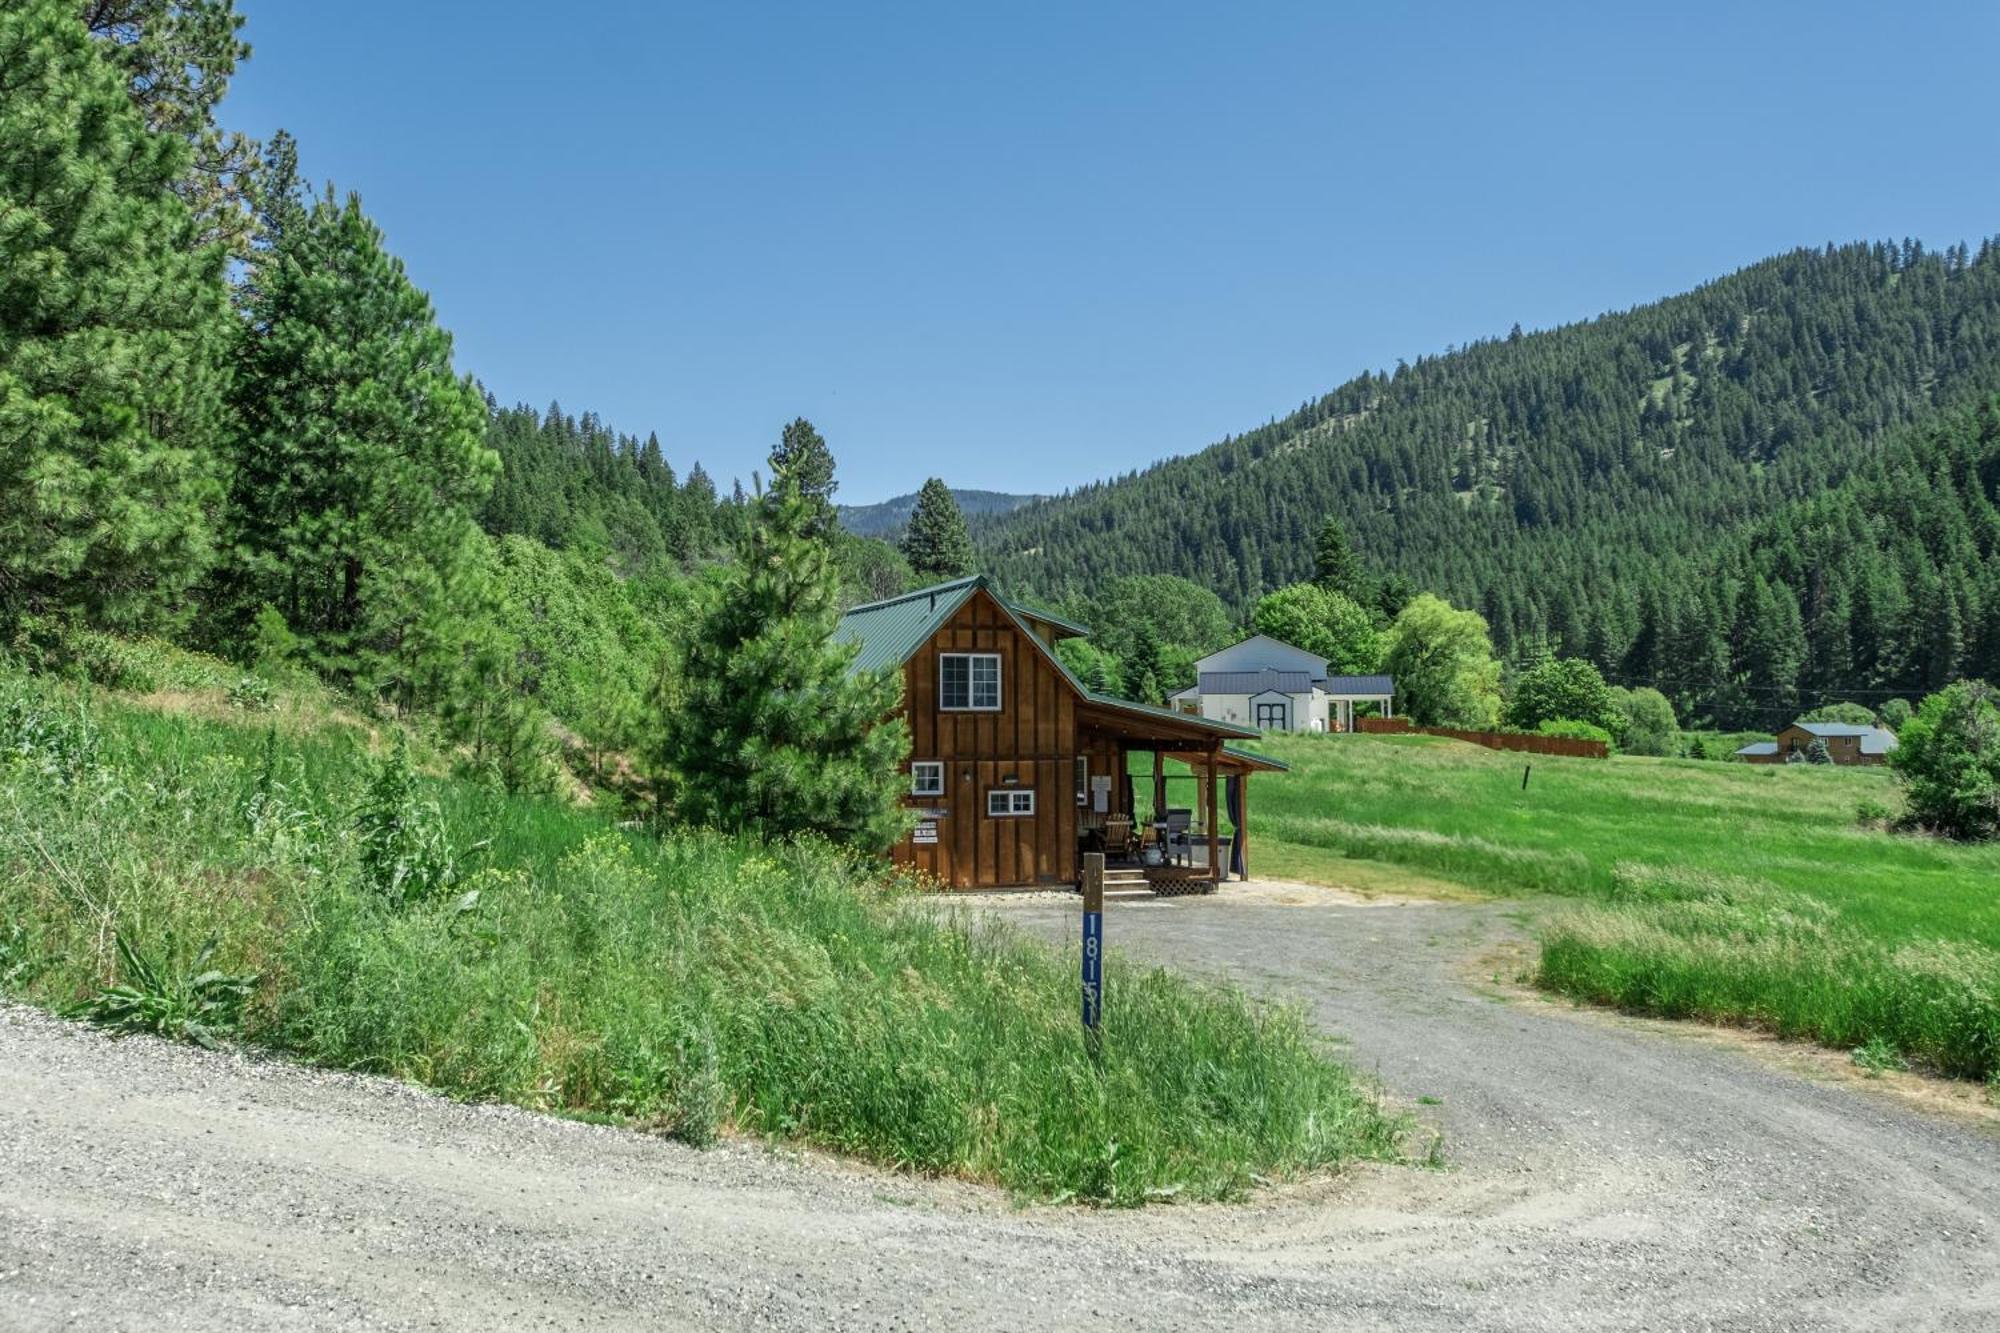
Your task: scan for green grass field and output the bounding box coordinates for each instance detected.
[1241,732,2000,1081]
[0,666,1404,1203]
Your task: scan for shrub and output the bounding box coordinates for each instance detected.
[1851,1036,1907,1077]
[1535,719,1615,749]
[1889,681,2000,841]
[1614,686,1680,756]
[1804,737,1833,765]
[228,674,276,712]
[1878,698,1913,732]
[1507,656,1618,734]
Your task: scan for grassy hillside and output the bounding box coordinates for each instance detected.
[0,662,1405,1203]
[1244,733,2000,1080]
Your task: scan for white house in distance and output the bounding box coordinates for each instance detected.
[1168,634,1394,733]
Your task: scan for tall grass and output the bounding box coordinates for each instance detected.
[1245,733,2000,1079]
[0,670,1404,1202]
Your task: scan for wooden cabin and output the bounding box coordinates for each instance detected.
[1737,721,1898,766]
[834,576,1287,891]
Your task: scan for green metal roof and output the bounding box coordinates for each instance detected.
[1006,602,1090,640]
[834,576,982,676]
[1080,690,1262,739]
[1223,745,1289,771]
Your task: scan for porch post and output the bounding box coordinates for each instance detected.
[1241,775,1250,878]
[1151,749,1165,822]
[1228,773,1247,879]
[1205,742,1220,880]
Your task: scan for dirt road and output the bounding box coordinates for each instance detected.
[5,883,1997,1331]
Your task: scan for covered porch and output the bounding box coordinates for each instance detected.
[1073,695,1287,894]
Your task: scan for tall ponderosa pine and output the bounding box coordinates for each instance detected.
[82,0,257,253]
[1,0,229,633]
[220,163,496,703]
[900,478,975,581]
[648,446,908,848]
[767,417,839,537]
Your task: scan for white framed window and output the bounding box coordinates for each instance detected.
[940,653,1001,711]
[1075,756,1088,805]
[911,761,944,797]
[987,789,1035,817]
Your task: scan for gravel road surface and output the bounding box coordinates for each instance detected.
[5,881,1997,1331]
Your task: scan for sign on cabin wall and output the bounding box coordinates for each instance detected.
[913,822,939,845]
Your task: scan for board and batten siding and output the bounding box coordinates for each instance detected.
[898,590,1079,889]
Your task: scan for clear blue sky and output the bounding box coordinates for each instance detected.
[225,1,2000,504]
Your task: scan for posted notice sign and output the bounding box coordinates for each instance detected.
[913,822,938,845]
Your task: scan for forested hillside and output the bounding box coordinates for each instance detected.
[977,242,2000,724]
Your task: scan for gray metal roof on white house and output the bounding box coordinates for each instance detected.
[1198,669,1316,695]
[1321,674,1395,696]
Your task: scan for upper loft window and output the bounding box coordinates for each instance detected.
[940,653,1001,710]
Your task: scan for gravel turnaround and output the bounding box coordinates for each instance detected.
[5,884,1999,1332]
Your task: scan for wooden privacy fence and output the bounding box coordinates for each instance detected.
[1355,714,1609,760]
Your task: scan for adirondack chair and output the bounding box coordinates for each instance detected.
[1102,814,1135,859]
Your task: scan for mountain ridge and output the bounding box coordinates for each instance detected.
[972,238,2000,725]
[837,488,1043,538]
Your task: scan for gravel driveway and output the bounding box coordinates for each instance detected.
[5,882,1998,1331]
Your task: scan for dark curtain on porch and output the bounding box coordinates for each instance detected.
[1226,776,1245,878]
[1152,770,1166,821]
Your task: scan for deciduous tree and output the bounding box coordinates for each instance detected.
[1252,584,1382,675]
[1383,595,1502,728]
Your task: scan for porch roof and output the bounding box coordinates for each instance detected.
[1175,745,1291,775]
[1077,692,1260,745]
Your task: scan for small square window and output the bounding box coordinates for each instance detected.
[911,761,944,797]
[987,789,1035,817]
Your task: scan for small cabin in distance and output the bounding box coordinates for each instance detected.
[1736,721,1899,765]
[834,577,1286,892]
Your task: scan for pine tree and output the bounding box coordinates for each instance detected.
[83,0,257,253]
[218,167,496,703]
[899,478,975,581]
[1,0,230,634]
[647,454,909,847]
[767,417,838,537]
[1312,516,1363,599]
